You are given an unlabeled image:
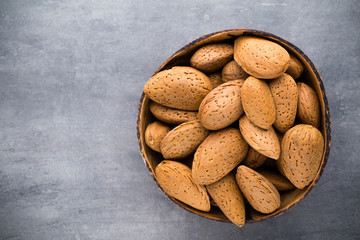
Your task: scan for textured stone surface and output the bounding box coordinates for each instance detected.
[0,0,359,239]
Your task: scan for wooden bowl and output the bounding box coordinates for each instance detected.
[137,29,331,223]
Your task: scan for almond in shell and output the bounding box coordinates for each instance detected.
[207,72,224,88]
[144,66,213,111]
[160,120,208,159]
[192,128,249,185]
[236,165,281,214]
[155,160,210,211]
[277,124,324,189]
[286,54,304,79]
[190,43,234,73]
[242,147,268,169]
[297,82,321,128]
[257,168,295,191]
[222,60,249,82]
[145,121,171,152]
[241,76,276,129]
[269,73,298,133]
[150,101,198,125]
[198,80,244,130]
[206,174,246,227]
[239,115,280,160]
[234,36,290,79]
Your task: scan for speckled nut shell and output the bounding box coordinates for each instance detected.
[236,165,281,214]
[155,160,210,212]
[206,174,246,227]
[198,80,244,130]
[297,82,321,128]
[234,36,290,79]
[277,124,324,189]
[269,73,298,133]
[242,147,268,169]
[192,128,249,185]
[145,121,171,152]
[207,72,224,88]
[150,102,198,125]
[222,60,249,82]
[241,76,276,129]
[190,43,234,73]
[144,66,213,111]
[239,115,280,160]
[160,120,208,159]
[256,168,295,191]
[286,55,304,79]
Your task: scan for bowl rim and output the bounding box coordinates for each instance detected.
[136,28,331,224]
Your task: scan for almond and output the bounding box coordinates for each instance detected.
[239,115,280,159]
[242,147,268,169]
[277,124,324,189]
[145,121,171,152]
[222,60,249,82]
[297,82,321,128]
[190,43,234,73]
[206,174,246,227]
[155,160,210,211]
[150,101,198,125]
[144,66,213,110]
[241,76,276,129]
[234,36,290,79]
[236,165,281,214]
[269,73,298,133]
[192,128,248,185]
[207,72,224,88]
[257,168,295,191]
[160,120,208,159]
[286,55,304,79]
[198,80,245,130]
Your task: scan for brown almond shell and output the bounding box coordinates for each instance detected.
[236,165,281,214]
[269,73,298,133]
[198,80,245,130]
[234,36,290,79]
[286,54,304,79]
[297,82,321,128]
[156,160,210,212]
[145,121,171,152]
[144,66,213,111]
[241,76,276,129]
[277,124,324,189]
[150,101,198,125]
[242,147,268,169]
[190,43,234,73]
[207,72,224,88]
[222,60,249,82]
[257,168,295,191]
[160,120,209,159]
[239,115,280,160]
[192,128,249,185]
[206,174,246,227]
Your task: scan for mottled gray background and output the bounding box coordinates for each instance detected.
[0,0,359,239]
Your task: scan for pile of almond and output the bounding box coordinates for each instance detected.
[143,35,324,228]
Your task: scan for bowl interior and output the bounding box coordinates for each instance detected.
[137,29,331,223]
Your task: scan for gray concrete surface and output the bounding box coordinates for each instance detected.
[0,0,359,239]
